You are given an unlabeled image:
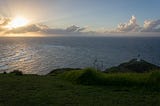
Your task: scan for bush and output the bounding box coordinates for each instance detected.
[10,70,23,76]
[75,68,105,85]
[61,68,103,85]
[3,71,7,74]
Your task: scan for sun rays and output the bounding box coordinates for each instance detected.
[6,16,29,29]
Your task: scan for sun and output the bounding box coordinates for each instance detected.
[7,16,29,29]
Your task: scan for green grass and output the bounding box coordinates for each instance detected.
[0,69,160,106]
[60,68,160,88]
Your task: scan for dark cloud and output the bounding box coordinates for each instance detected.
[42,28,66,34]
[42,25,86,34]
[0,17,10,26]
[0,17,10,31]
[6,24,42,34]
[66,25,86,32]
[77,27,86,32]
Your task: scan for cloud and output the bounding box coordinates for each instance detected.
[42,28,66,34]
[66,25,86,32]
[116,16,140,32]
[0,17,10,26]
[41,25,86,34]
[0,15,86,35]
[6,24,86,34]
[142,19,160,32]
[6,24,45,34]
[112,16,160,34]
[1,15,160,36]
[0,17,10,31]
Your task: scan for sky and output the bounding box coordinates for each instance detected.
[0,0,160,36]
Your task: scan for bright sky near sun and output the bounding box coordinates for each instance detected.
[6,16,29,29]
[0,0,160,36]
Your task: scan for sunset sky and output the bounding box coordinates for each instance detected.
[0,0,160,36]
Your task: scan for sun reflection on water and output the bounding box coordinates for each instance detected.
[0,40,40,74]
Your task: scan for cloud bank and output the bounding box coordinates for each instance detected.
[1,15,160,36]
[114,16,160,33]
[116,16,140,32]
[0,16,86,35]
[41,25,86,35]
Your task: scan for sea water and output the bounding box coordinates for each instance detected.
[0,36,160,74]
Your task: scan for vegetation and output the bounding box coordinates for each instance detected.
[10,70,23,75]
[0,70,160,106]
[60,68,160,88]
[105,59,160,73]
[0,59,160,105]
[48,68,81,76]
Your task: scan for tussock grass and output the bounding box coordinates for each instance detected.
[61,68,103,85]
[60,68,160,88]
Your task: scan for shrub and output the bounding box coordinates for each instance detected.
[61,68,103,85]
[10,70,23,76]
[75,68,104,85]
[3,71,7,74]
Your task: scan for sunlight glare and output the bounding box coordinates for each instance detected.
[7,17,29,29]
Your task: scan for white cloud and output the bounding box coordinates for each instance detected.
[116,16,140,32]
[142,19,160,32]
[112,16,160,34]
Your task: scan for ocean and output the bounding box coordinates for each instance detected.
[0,36,160,75]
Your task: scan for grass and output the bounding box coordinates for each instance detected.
[0,69,160,106]
[60,68,160,88]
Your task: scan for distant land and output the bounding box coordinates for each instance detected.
[105,58,160,73]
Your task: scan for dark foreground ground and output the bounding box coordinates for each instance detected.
[0,72,160,106]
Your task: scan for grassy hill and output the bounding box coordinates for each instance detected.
[59,68,160,87]
[0,68,160,106]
